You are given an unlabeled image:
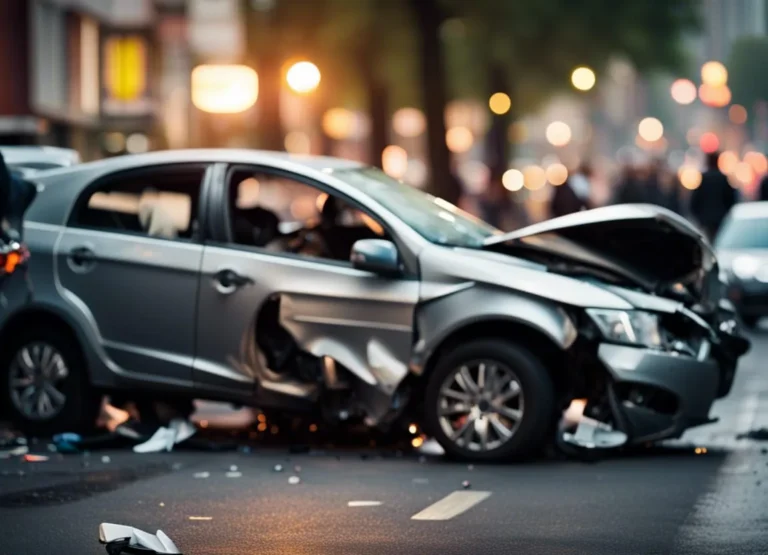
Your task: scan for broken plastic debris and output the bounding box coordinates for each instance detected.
[102,456,111,463]
[561,417,628,449]
[462,480,471,489]
[273,464,283,472]
[159,502,165,507]
[417,438,445,456]
[347,501,382,507]
[99,522,181,554]
[229,465,238,472]
[193,472,210,479]
[226,471,242,478]
[188,516,212,521]
[288,476,301,485]
[22,454,49,462]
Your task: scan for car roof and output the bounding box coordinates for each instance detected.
[42,149,365,177]
[729,201,768,219]
[0,146,81,167]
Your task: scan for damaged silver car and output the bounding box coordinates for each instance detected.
[0,150,750,460]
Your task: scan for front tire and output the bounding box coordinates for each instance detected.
[0,327,100,436]
[424,339,555,461]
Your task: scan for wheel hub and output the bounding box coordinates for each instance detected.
[8,342,68,421]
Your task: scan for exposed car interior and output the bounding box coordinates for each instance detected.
[227,169,387,262]
[74,169,203,241]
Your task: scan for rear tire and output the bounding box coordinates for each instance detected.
[0,327,100,437]
[424,339,555,462]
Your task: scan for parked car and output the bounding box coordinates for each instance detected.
[0,146,80,178]
[716,201,768,329]
[0,150,750,460]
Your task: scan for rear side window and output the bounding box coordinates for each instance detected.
[69,166,206,241]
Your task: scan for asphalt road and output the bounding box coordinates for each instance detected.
[1,328,768,555]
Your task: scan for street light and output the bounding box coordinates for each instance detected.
[191,64,259,114]
[670,79,697,105]
[638,117,664,142]
[571,67,596,91]
[701,61,728,87]
[286,61,321,94]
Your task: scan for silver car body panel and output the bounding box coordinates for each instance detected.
[4,150,744,438]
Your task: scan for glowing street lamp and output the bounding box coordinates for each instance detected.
[286,61,321,94]
[670,79,697,105]
[571,67,596,91]
[191,64,259,114]
[701,61,728,87]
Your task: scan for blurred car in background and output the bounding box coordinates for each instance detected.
[716,202,768,329]
[0,146,80,178]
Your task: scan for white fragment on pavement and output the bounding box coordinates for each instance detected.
[288,476,301,485]
[416,438,445,456]
[188,516,213,521]
[159,502,165,507]
[194,472,210,479]
[226,471,242,478]
[348,501,382,507]
[99,523,181,554]
[102,456,111,463]
[274,464,283,472]
[229,465,238,472]
[411,491,492,521]
[132,419,197,454]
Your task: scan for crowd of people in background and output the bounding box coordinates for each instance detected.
[539,150,768,242]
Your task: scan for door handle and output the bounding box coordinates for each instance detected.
[213,268,253,294]
[69,246,96,266]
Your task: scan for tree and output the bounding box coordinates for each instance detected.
[728,35,768,110]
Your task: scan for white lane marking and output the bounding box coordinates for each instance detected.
[411,491,492,521]
[347,501,383,507]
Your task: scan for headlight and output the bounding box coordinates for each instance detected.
[586,309,662,347]
[732,255,760,280]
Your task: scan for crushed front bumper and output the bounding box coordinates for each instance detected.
[597,344,721,443]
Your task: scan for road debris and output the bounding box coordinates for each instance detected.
[294,465,302,473]
[102,456,111,463]
[226,471,242,478]
[193,472,210,479]
[288,475,301,485]
[348,501,382,507]
[133,419,197,454]
[22,454,49,462]
[99,522,181,554]
[229,465,238,472]
[274,464,283,472]
[462,480,471,489]
[188,516,213,521]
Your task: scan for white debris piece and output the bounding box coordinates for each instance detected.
[347,501,382,507]
[226,471,242,478]
[99,523,181,554]
[194,472,210,479]
[562,417,628,449]
[132,419,197,454]
[288,476,301,485]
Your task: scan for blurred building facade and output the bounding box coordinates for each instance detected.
[0,0,166,159]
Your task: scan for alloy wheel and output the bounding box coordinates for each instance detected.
[437,360,524,452]
[8,342,69,421]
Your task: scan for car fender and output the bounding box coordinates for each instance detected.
[411,283,577,372]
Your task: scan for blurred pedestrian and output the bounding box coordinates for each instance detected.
[549,163,593,218]
[648,159,682,213]
[611,160,650,204]
[689,151,737,240]
[759,171,768,201]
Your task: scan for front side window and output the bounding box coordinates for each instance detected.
[226,168,388,262]
[715,215,768,249]
[70,167,204,241]
[334,167,501,248]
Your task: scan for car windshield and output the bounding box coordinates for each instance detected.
[334,167,501,247]
[715,215,768,249]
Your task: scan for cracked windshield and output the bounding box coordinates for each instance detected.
[0,0,767,554]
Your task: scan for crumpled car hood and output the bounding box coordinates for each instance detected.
[482,204,720,310]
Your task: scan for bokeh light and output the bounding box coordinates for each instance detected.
[670,79,697,105]
[571,66,596,91]
[322,108,355,140]
[701,61,728,87]
[699,132,720,153]
[285,61,321,94]
[284,131,311,154]
[446,126,474,153]
[638,117,664,142]
[678,166,702,190]
[546,163,569,186]
[502,169,524,191]
[488,92,512,115]
[126,133,149,153]
[718,151,738,174]
[191,64,258,114]
[392,108,426,138]
[545,121,572,147]
[729,104,747,125]
[744,151,768,175]
[734,161,754,185]
[699,84,731,108]
[404,159,428,188]
[522,165,547,190]
[381,145,408,179]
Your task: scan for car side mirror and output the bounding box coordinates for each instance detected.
[350,239,401,276]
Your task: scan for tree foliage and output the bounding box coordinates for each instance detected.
[728,35,768,109]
